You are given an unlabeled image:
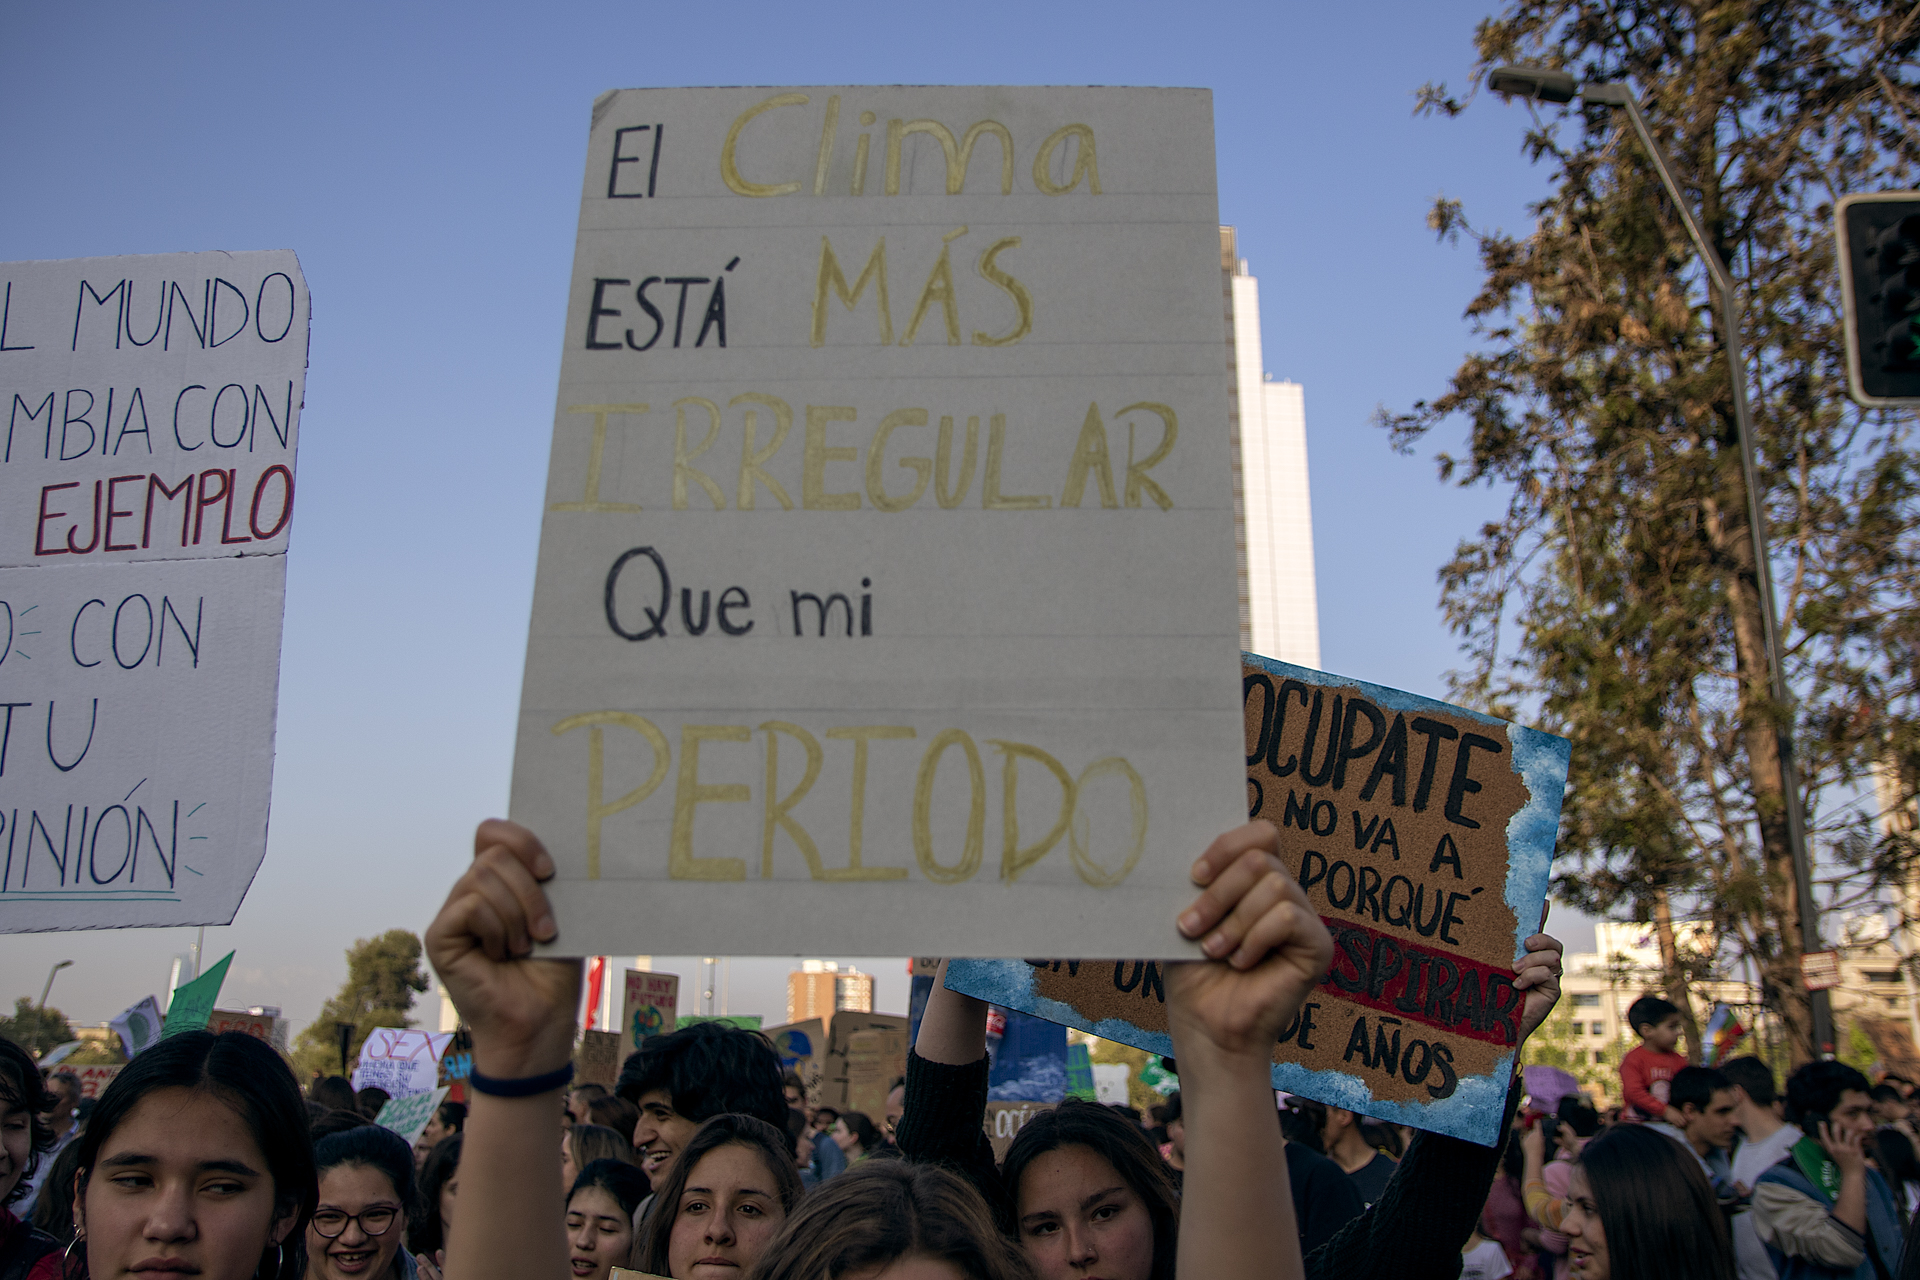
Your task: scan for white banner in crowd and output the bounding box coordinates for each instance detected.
[352,1027,454,1099]
[513,86,1244,957]
[0,251,306,932]
[110,994,164,1056]
[375,1085,451,1146]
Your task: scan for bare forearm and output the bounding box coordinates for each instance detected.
[915,959,989,1065]
[1170,1037,1301,1280]
[1835,1167,1867,1234]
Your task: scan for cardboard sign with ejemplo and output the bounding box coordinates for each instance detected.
[945,654,1569,1146]
[511,86,1245,960]
[0,252,306,933]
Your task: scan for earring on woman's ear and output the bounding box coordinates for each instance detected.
[62,1232,85,1264]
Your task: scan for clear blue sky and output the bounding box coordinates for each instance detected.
[0,0,1595,1032]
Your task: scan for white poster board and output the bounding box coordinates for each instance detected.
[512,88,1242,957]
[375,1085,451,1146]
[0,251,305,931]
[352,1027,454,1099]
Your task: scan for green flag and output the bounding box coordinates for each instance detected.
[161,952,234,1038]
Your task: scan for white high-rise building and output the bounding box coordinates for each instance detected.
[1221,227,1320,667]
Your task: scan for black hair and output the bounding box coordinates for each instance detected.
[435,1100,467,1132]
[28,1137,84,1242]
[1669,1066,1732,1115]
[1555,1096,1603,1138]
[1718,1056,1778,1107]
[839,1111,883,1154]
[1359,1119,1405,1159]
[1001,1098,1180,1280]
[1576,1124,1734,1280]
[47,1070,82,1100]
[1874,1126,1920,1207]
[411,1132,462,1257]
[1626,995,1680,1034]
[1161,1091,1181,1124]
[314,1122,419,1221]
[74,1032,316,1280]
[615,1022,787,1132]
[1277,1096,1325,1153]
[1872,1083,1905,1104]
[311,1108,372,1140]
[355,1086,391,1118]
[310,1075,358,1112]
[568,1157,652,1220]
[0,1036,54,1205]
[1785,1060,1874,1128]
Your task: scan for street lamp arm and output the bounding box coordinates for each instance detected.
[1581,83,1738,299]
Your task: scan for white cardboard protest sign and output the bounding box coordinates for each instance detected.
[512,87,1243,958]
[352,1028,454,1099]
[375,1085,450,1146]
[0,252,305,932]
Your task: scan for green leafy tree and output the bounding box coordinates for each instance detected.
[292,930,429,1080]
[0,998,73,1058]
[1385,1,1920,1063]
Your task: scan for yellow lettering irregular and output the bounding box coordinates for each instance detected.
[1061,401,1118,508]
[552,405,646,512]
[983,412,1050,509]
[732,393,794,510]
[867,409,932,512]
[972,238,1032,346]
[1119,401,1178,510]
[673,397,726,510]
[1032,124,1101,196]
[803,406,861,510]
[1068,757,1147,886]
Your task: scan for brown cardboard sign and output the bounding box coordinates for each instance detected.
[575,1029,623,1089]
[945,654,1569,1146]
[819,1012,909,1114]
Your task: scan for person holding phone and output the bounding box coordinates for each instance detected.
[1750,1061,1900,1280]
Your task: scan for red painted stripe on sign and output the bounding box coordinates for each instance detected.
[1319,916,1522,1046]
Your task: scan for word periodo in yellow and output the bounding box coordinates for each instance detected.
[512,87,1245,960]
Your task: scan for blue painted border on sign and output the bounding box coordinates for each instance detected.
[945,655,1570,1147]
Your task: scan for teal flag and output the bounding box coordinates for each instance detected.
[161,952,234,1038]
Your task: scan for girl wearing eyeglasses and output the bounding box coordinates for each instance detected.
[308,1127,421,1280]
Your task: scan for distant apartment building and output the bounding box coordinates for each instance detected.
[1221,227,1319,667]
[788,960,873,1024]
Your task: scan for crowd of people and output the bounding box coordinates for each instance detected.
[2,815,1918,1279]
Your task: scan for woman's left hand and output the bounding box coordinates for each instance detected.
[1513,933,1565,1046]
[1167,821,1332,1058]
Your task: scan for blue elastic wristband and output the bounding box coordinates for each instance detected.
[467,1061,574,1098]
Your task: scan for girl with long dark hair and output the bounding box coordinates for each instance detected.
[64,1030,316,1280]
[630,1114,803,1278]
[1561,1125,1735,1280]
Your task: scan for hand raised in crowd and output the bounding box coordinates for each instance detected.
[1512,931,1566,1044]
[1168,820,1333,1057]
[424,818,581,1076]
[1520,1116,1547,1164]
[1820,1114,1868,1175]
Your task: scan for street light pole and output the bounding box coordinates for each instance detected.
[39,960,73,1008]
[1490,67,1833,1055]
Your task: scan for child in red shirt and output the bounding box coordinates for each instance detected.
[1619,994,1688,1122]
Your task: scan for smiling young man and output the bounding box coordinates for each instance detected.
[615,1023,788,1194]
[1752,1061,1901,1280]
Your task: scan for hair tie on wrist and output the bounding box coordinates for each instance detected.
[467,1061,574,1098]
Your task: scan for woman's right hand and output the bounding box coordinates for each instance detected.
[424,819,581,1077]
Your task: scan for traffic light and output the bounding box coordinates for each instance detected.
[1837,192,1920,406]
